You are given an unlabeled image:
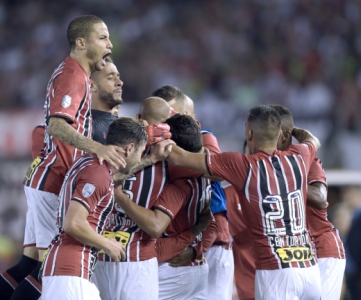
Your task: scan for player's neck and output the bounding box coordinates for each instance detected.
[251,145,276,155]
[69,52,92,76]
[91,100,112,114]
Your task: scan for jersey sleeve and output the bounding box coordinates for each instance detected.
[205,152,247,186]
[202,132,221,155]
[50,70,87,123]
[308,158,327,186]
[71,166,111,214]
[153,179,191,220]
[168,164,203,181]
[197,217,218,254]
[156,231,196,263]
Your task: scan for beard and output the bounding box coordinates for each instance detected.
[98,88,123,109]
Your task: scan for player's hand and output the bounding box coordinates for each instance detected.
[104,238,126,264]
[146,123,172,147]
[113,184,130,206]
[150,139,175,162]
[94,144,126,170]
[190,201,213,236]
[168,247,195,267]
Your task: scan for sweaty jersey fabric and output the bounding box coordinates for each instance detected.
[42,154,114,281]
[306,158,345,259]
[91,110,117,145]
[206,143,317,270]
[25,56,92,195]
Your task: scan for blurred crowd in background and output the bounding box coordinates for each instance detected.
[0,0,361,298]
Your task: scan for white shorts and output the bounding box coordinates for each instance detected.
[42,276,100,300]
[204,245,234,300]
[255,264,321,300]
[158,262,209,300]
[318,257,346,300]
[23,186,58,249]
[93,257,158,300]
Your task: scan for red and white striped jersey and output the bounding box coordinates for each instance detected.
[206,142,317,270]
[99,148,201,263]
[42,154,114,281]
[306,158,346,259]
[24,56,92,195]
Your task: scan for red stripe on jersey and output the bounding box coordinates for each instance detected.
[25,57,92,195]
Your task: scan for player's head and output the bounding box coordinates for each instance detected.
[91,56,123,111]
[137,97,170,125]
[151,85,186,113]
[67,15,112,71]
[106,117,147,173]
[245,105,281,154]
[269,104,294,151]
[165,114,203,153]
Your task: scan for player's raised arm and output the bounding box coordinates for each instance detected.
[292,127,321,151]
[153,140,210,175]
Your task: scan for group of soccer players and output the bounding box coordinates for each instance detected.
[0,14,346,300]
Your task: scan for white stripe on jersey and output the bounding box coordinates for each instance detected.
[244,164,252,203]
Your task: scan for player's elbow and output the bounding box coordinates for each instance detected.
[63,219,78,236]
[147,224,164,238]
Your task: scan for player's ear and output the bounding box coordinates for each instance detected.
[247,128,253,142]
[91,80,97,93]
[124,143,134,156]
[75,37,86,50]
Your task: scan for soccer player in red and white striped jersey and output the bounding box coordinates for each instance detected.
[156,105,323,299]
[152,85,235,300]
[41,117,147,300]
[271,104,346,300]
[0,16,129,300]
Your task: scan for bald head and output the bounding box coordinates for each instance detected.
[138,97,170,125]
[184,95,195,116]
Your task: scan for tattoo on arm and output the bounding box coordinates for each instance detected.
[48,117,99,153]
[113,156,154,182]
[129,156,154,174]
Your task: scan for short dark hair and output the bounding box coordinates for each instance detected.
[165,114,202,153]
[152,85,185,102]
[269,104,294,130]
[106,117,147,149]
[67,15,104,50]
[248,105,281,142]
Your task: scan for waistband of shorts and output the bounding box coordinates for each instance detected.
[212,241,232,250]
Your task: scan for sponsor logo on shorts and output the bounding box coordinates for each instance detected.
[82,183,95,198]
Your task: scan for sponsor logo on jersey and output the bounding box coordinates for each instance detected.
[82,183,95,198]
[61,95,72,108]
